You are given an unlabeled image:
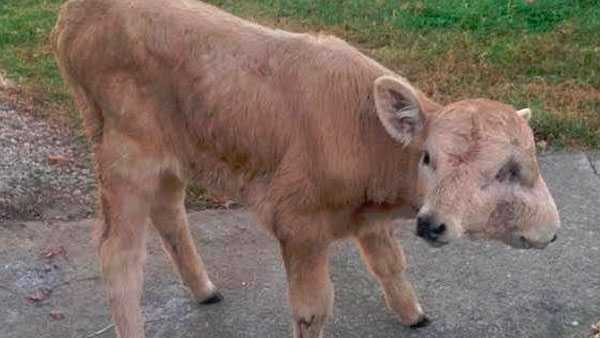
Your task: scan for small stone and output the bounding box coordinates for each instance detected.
[49,310,65,320]
[25,288,51,304]
[48,154,69,166]
[571,320,579,326]
[224,200,241,209]
[536,140,547,152]
[0,73,16,90]
[42,246,66,259]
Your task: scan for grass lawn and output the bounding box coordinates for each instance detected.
[1,0,599,148]
[0,0,70,110]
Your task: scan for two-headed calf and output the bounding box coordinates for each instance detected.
[53,0,560,337]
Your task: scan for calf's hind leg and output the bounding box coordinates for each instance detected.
[95,135,160,338]
[354,224,429,327]
[150,174,221,304]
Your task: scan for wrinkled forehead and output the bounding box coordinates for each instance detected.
[426,99,536,161]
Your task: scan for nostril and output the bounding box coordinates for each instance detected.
[550,234,558,243]
[416,216,432,238]
[433,223,446,234]
[416,221,428,237]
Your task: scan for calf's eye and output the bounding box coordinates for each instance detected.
[496,162,520,183]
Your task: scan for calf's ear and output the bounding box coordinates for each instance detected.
[373,75,424,145]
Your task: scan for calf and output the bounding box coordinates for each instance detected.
[52,0,560,337]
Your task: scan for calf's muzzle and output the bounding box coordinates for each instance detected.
[416,215,448,246]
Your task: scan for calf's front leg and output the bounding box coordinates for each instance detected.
[280,240,333,338]
[354,224,429,327]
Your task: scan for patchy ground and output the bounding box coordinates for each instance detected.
[0,98,224,222]
[0,102,95,222]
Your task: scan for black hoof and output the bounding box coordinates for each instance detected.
[200,291,224,305]
[409,316,431,329]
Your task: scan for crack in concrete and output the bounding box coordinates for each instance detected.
[586,153,600,178]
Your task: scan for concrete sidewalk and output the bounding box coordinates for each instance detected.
[1,152,599,338]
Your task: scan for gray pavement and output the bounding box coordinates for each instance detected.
[1,152,599,338]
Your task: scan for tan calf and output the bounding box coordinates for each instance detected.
[52,0,560,337]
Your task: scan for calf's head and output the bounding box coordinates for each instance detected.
[373,76,560,249]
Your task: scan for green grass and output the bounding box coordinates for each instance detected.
[1,0,599,148]
[0,0,70,105]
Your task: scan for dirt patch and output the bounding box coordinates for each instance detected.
[0,101,95,222]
